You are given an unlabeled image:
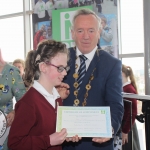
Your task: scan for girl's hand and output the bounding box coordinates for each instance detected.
[122,132,128,145]
[50,128,67,146]
[6,110,15,127]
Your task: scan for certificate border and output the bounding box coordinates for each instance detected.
[56,106,112,137]
[0,109,7,138]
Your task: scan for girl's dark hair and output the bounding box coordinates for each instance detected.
[24,39,69,87]
[122,64,138,92]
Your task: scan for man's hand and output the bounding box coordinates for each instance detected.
[56,83,70,100]
[92,137,110,144]
[122,132,128,145]
[6,110,15,127]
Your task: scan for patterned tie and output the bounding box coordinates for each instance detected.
[77,55,87,90]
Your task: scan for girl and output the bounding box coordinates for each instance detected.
[114,64,141,150]
[121,64,140,150]
[8,40,70,150]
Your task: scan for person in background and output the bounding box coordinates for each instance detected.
[0,49,26,150]
[34,0,46,18]
[8,40,80,150]
[86,0,92,5]
[34,25,46,50]
[13,59,25,78]
[99,17,113,46]
[121,64,140,150]
[79,0,85,6]
[95,0,102,13]
[72,0,78,7]
[40,31,47,42]
[46,0,55,19]
[62,8,123,150]
[46,26,52,40]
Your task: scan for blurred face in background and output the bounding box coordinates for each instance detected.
[43,31,47,38]
[13,63,24,77]
[101,19,106,29]
[47,27,52,36]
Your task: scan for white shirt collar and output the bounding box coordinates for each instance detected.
[123,81,131,87]
[76,46,98,61]
[33,80,60,98]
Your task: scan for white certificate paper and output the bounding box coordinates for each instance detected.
[0,110,9,145]
[56,106,112,137]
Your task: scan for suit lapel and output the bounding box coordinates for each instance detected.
[67,48,76,91]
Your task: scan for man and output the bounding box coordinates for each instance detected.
[63,8,123,150]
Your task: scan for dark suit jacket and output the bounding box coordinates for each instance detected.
[63,47,123,150]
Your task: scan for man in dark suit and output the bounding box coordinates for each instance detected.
[63,8,123,150]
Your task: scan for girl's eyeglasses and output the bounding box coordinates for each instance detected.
[44,61,70,73]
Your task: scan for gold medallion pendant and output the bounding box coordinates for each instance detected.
[74,82,79,88]
[82,100,87,106]
[74,90,78,96]
[86,84,91,90]
[73,73,78,79]
[90,75,94,80]
[74,99,80,106]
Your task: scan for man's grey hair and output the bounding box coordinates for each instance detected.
[71,8,102,30]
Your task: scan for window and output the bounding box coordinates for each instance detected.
[0,0,23,16]
[119,0,145,94]
[0,16,24,62]
[0,0,31,62]
[120,0,144,54]
[122,57,145,94]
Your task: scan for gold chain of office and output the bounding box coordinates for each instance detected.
[73,58,96,106]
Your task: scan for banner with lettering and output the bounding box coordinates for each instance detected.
[32,0,119,57]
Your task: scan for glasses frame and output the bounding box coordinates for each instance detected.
[44,61,70,73]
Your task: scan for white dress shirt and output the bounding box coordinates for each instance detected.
[76,46,98,72]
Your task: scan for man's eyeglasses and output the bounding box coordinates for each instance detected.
[45,61,70,73]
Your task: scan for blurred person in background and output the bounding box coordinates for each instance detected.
[46,0,55,19]
[33,25,46,50]
[39,31,47,42]
[13,59,25,78]
[46,26,52,40]
[121,64,140,150]
[0,49,26,150]
[34,0,46,18]
[114,64,141,150]
[99,17,113,46]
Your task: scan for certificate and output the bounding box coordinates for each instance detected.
[0,110,9,146]
[56,106,112,137]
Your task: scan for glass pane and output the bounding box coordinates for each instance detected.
[120,0,144,54]
[122,57,145,94]
[0,16,24,62]
[0,0,23,16]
